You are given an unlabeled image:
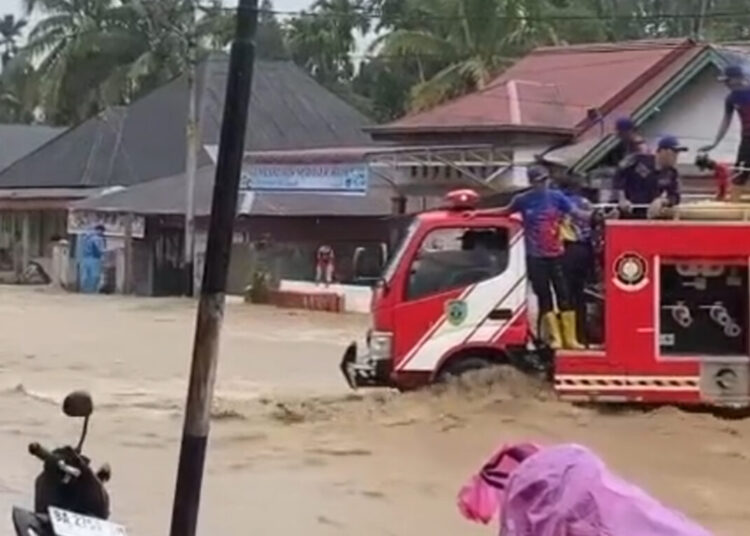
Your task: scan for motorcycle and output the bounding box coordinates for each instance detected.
[12,390,128,536]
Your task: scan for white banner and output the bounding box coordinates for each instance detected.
[239,164,368,194]
[67,210,145,239]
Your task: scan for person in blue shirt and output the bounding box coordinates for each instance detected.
[497,165,588,350]
[614,135,684,219]
[77,225,106,293]
[700,64,750,200]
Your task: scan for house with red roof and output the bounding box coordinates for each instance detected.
[366,39,736,193]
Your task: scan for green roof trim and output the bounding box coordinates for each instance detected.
[573,46,728,172]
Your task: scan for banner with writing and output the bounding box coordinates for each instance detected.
[67,210,146,239]
[239,164,368,195]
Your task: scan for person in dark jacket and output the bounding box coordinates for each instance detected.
[612,116,647,166]
[614,135,685,219]
[557,178,594,345]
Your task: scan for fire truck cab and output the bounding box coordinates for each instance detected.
[340,190,750,408]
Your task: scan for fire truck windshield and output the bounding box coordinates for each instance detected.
[406,227,509,301]
[381,219,419,285]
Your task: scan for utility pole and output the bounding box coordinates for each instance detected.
[123,213,133,294]
[169,2,258,536]
[696,0,709,40]
[184,0,198,297]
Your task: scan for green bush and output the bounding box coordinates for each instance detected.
[246,270,271,304]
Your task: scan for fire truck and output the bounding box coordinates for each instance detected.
[340,189,750,408]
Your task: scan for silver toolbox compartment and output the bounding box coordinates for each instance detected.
[700,360,750,406]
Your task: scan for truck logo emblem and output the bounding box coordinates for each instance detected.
[613,253,648,292]
[446,300,468,326]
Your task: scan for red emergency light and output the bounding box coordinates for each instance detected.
[444,188,479,210]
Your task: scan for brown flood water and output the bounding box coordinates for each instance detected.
[0,286,748,535]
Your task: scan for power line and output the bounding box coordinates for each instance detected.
[229,5,750,25]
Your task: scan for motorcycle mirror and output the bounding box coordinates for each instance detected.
[63,391,94,418]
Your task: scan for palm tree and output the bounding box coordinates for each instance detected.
[373,0,606,111]
[373,0,513,111]
[20,0,135,123]
[20,0,232,123]
[286,0,369,85]
[0,15,27,67]
[255,0,288,59]
[0,56,40,123]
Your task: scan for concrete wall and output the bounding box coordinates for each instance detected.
[278,280,372,314]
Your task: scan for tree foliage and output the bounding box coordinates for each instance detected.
[4,0,750,126]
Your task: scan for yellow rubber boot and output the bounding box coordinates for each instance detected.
[561,311,584,350]
[543,312,563,350]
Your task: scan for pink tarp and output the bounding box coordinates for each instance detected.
[458,443,713,536]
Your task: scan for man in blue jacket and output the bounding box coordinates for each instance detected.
[78,225,106,293]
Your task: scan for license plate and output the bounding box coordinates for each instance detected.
[48,507,127,536]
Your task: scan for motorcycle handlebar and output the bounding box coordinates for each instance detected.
[28,442,82,478]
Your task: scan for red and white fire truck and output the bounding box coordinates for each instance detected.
[340,189,750,408]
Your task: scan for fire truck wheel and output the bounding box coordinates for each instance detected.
[436,356,494,383]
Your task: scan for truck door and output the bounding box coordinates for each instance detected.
[391,223,526,374]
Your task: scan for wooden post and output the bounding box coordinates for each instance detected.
[10,212,19,278]
[123,213,134,294]
[21,211,30,274]
[168,3,258,536]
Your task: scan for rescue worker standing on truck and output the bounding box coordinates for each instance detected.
[558,178,594,345]
[614,135,684,219]
[497,165,586,351]
[613,116,648,165]
[700,64,750,201]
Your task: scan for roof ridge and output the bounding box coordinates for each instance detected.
[573,41,704,132]
[532,38,696,55]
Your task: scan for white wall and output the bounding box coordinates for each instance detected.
[279,280,372,314]
[641,65,741,167]
[509,144,554,187]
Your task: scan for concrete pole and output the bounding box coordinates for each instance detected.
[184,2,198,297]
[168,3,259,536]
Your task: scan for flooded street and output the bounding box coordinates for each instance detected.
[0,286,749,535]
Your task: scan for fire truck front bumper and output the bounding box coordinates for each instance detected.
[339,342,392,389]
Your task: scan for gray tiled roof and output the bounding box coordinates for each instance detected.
[0,124,64,171]
[0,55,373,188]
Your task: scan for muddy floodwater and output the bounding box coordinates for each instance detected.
[0,286,748,535]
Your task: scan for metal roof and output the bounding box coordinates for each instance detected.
[0,124,65,172]
[372,39,703,136]
[70,165,394,217]
[0,55,373,189]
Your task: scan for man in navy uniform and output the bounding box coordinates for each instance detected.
[614,135,685,219]
[700,64,750,200]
